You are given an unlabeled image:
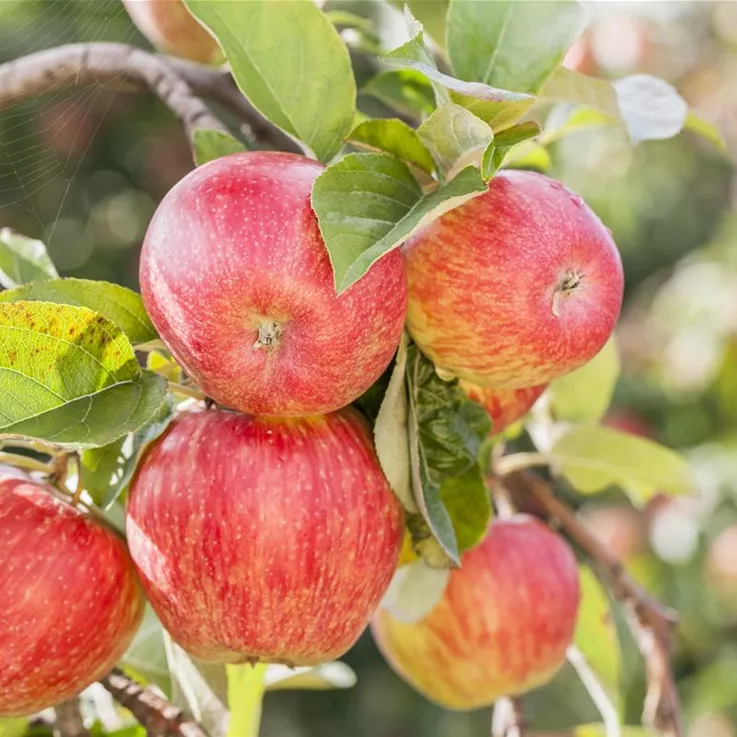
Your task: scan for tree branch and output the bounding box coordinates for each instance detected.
[0,43,301,153]
[100,669,208,737]
[54,698,89,737]
[500,471,683,737]
[0,43,226,140]
[491,697,526,737]
[164,57,302,153]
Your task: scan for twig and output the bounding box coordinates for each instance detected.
[54,698,89,737]
[164,56,302,153]
[0,43,301,152]
[0,451,54,474]
[0,43,226,139]
[491,697,526,737]
[566,645,621,737]
[493,452,551,476]
[501,471,683,737]
[100,669,208,737]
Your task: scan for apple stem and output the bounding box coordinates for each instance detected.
[552,269,584,317]
[252,320,283,352]
[226,663,268,737]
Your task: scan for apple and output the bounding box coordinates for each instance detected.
[126,406,405,665]
[371,515,580,710]
[123,0,222,65]
[603,407,654,439]
[140,152,407,416]
[459,381,546,435]
[403,170,623,389]
[0,471,144,717]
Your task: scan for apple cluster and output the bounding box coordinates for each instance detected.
[131,149,620,703]
[0,145,623,716]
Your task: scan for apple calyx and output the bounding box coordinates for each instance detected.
[552,268,584,317]
[252,319,284,352]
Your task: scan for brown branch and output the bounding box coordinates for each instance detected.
[100,668,208,737]
[501,471,683,737]
[0,43,226,140]
[0,42,302,153]
[491,697,526,737]
[54,698,89,737]
[164,57,302,153]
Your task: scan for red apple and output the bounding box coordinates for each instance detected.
[603,408,653,439]
[126,407,405,665]
[123,0,222,65]
[0,472,144,717]
[371,516,580,710]
[460,381,546,435]
[140,152,407,416]
[403,170,623,389]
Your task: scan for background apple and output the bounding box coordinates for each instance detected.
[459,381,547,435]
[122,0,222,64]
[403,170,623,389]
[371,516,580,710]
[127,406,405,666]
[0,472,144,717]
[140,152,408,416]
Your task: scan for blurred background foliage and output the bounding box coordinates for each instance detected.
[1,1,737,736]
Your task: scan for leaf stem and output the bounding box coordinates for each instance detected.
[226,663,268,737]
[168,382,206,401]
[566,645,621,737]
[494,452,551,476]
[0,437,63,456]
[0,451,54,474]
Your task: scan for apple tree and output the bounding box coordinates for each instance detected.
[0,2,723,737]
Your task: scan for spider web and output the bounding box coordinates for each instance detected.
[0,0,171,279]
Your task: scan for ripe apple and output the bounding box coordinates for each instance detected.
[0,472,144,717]
[371,516,580,710]
[460,381,546,435]
[403,170,623,389]
[123,0,222,65]
[126,406,405,665]
[140,152,407,416]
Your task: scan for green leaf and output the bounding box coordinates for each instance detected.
[446,0,587,94]
[576,727,655,737]
[381,559,450,622]
[0,721,26,737]
[684,109,727,153]
[417,103,492,175]
[121,606,171,696]
[81,397,175,509]
[390,0,449,50]
[0,302,167,449]
[184,0,355,162]
[480,121,540,180]
[575,565,620,704]
[362,69,435,120]
[384,9,533,114]
[227,664,267,737]
[374,334,415,513]
[264,662,357,691]
[406,344,492,566]
[502,141,552,171]
[164,635,229,735]
[192,129,246,166]
[550,337,620,423]
[0,278,157,345]
[439,465,491,552]
[614,74,688,144]
[551,424,696,504]
[540,68,620,118]
[0,228,57,289]
[348,119,435,174]
[312,154,486,293]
